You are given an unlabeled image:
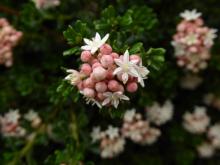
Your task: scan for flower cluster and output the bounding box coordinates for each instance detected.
[65,33,149,108]
[145,100,174,126]
[91,102,174,158]
[32,0,60,9]
[121,109,161,145]
[0,109,41,138]
[0,18,22,67]
[204,93,220,110]
[197,123,220,158]
[172,9,217,72]
[91,126,125,158]
[183,106,210,134]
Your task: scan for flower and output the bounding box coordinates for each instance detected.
[180,9,202,21]
[183,33,199,45]
[91,126,102,143]
[204,28,218,46]
[5,109,20,123]
[113,50,140,84]
[123,109,136,122]
[84,97,102,108]
[65,69,85,85]
[197,142,215,158]
[81,32,109,54]
[134,60,150,87]
[183,106,210,134]
[24,110,42,128]
[102,91,129,108]
[146,100,174,126]
[33,0,60,9]
[208,123,220,148]
[105,125,119,140]
[180,74,203,90]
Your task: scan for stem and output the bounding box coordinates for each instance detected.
[70,111,79,147]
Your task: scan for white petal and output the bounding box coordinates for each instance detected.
[120,94,130,101]
[95,32,101,41]
[113,99,119,108]
[101,33,109,44]
[129,68,140,77]
[91,47,98,54]
[83,38,92,45]
[123,50,130,62]
[113,67,122,75]
[102,98,110,106]
[81,45,92,50]
[122,73,128,84]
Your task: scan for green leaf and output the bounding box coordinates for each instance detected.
[120,10,133,26]
[146,48,165,70]
[63,47,80,56]
[101,5,116,19]
[63,25,82,45]
[130,42,143,54]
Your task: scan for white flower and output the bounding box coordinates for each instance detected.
[100,137,125,158]
[105,125,119,140]
[197,142,215,158]
[183,33,199,45]
[208,123,220,148]
[81,32,109,54]
[172,41,186,57]
[180,74,203,90]
[65,69,84,86]
[4,109,20,123]
[33,0,60,9]
[102,91,129,108]
[180,9,202,21]
[140,127,161,145]
[24,110,39,122]
[123,109,136,122]
[204,28,218,47]
[84,96,102,108]
[183,106,210,134]
[134,60,150,87]
[146,100,174,126]
[113,50,140,84]
[91,126,102,143]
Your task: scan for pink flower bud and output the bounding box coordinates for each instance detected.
[77,82,84,90]
[92,66,107,81]
[195,18,204,26]
[100,55,114,68]
[106,69,114,80]
[83,88,95,98]
[97,93,105,101]
[92,62,102,69]
[83,78,95,88]
[188,46,198,53]
[80,63,92,76]
[100,44,112,55]
[95,82,107,92]
[90,58,99,65]
[108,80,120,92]
[126,82,138,93]
[118,85,125,93]
[177,60,185,67]
[130,55,140,64]
[177,23,186,32]
[110,52,119,59]
[81,51,92,62]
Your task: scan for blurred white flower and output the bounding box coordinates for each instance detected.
[197,142,215,158]
[183,106,210,134]
[105,125,119,140]
[204,29,218,47]
[24,110,42,128]
[180,74,203,90]
[146,100,174,126]
[208,123,220,149]
[81,32,109,54]
[91,126,102,143]
[180,9,202,21]
[33,0,60,9]
[123,109,136,122]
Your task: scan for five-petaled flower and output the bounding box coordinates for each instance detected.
[81,32,109,54]
[180,9,202,21]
